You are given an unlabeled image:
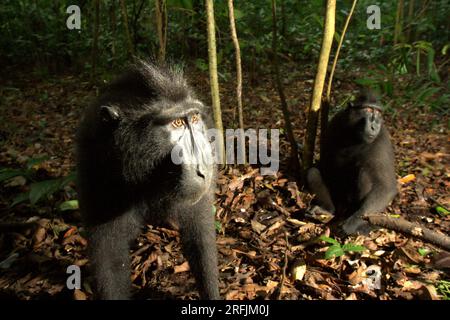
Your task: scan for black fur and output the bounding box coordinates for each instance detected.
[76,62,219,300]
[307,91,397,235]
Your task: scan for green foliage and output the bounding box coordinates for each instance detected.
[14,172,76,206]
[0,158,77,207]
[355,65,394,97]
[0,168,29,183]
[319,236,366,260]
[437,280,450,300]
[214,220,222,233]
[1,0,447,78]
[29,180,64,205]
[402,79,449,115]
[0,0,448,120]
[1,1,89,71]
[319,236,339,246]
[59,200,79,211]
[391,41,440,81]
[0,156,49,182]
[11,193,30,208]
[167,0,193,11]
[435,206,450,217]
[354,38,448,115]
[417,248,430,256]
[195,58,209,72]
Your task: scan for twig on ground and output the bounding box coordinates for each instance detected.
[277,231,289,300]
[363,214,450,251]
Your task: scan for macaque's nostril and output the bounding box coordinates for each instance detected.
[196,168,205,179]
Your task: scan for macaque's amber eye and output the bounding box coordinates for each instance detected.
[191,114,200,123]
[171,118,185,128]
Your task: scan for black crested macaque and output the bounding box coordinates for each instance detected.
[307,91,397,235]
[76,61,219,300]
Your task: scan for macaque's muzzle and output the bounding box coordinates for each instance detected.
[170,122,214,201]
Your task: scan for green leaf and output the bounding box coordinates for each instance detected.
[312,13,323,28]
[11,192,29,207]
[418,248,430,256]
[0,169,27,183]
[167,0,193,10]
[417,86,441,103]
[61,171,77,187]
[195,59,208,72]
[437,280,450,300]
[436,206,450,216]
[59,200,79,211]
[319,236,340,245]
[325,244,344,260]
[426,47,435,74]
[214,220,222,233]
[233,9,244,20]
[442,44,449,55]
[384,80,394,97]
[342,243,366,252]
[29,179,62,204]
[354,78,377,86]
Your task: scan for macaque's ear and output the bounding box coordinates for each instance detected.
[100,105,121,123]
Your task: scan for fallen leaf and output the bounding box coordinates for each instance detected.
[398,174,416,184]
[266,280,279,290]
[174,261,190,273]
[292,264,307,281]
[33,227,46,245]
[63,226,77,238]
[73,289,87,300]
[251,219,266,234]
[403,265,421,274]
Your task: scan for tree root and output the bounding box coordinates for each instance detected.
[363,214,450,251]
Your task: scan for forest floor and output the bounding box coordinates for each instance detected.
[0,64,448,300]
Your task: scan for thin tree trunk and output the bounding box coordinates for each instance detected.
[303,0,335,172]
[109,1,117,65]
[155,0,168,63]
[325,0,357,101]
[131,0,145,47]
[414,0,429,41]
[91,0,100,80]
[271,0,300,176]
[321,0,357,158]
[249,46,256,86]
[394,0,404,45]
[405,0,415,42]
[205,0,225,167]
[119,0,135,56]
[227,0,246,165]
[280,0,286,37]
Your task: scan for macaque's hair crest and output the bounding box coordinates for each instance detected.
[132,60,191,102]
